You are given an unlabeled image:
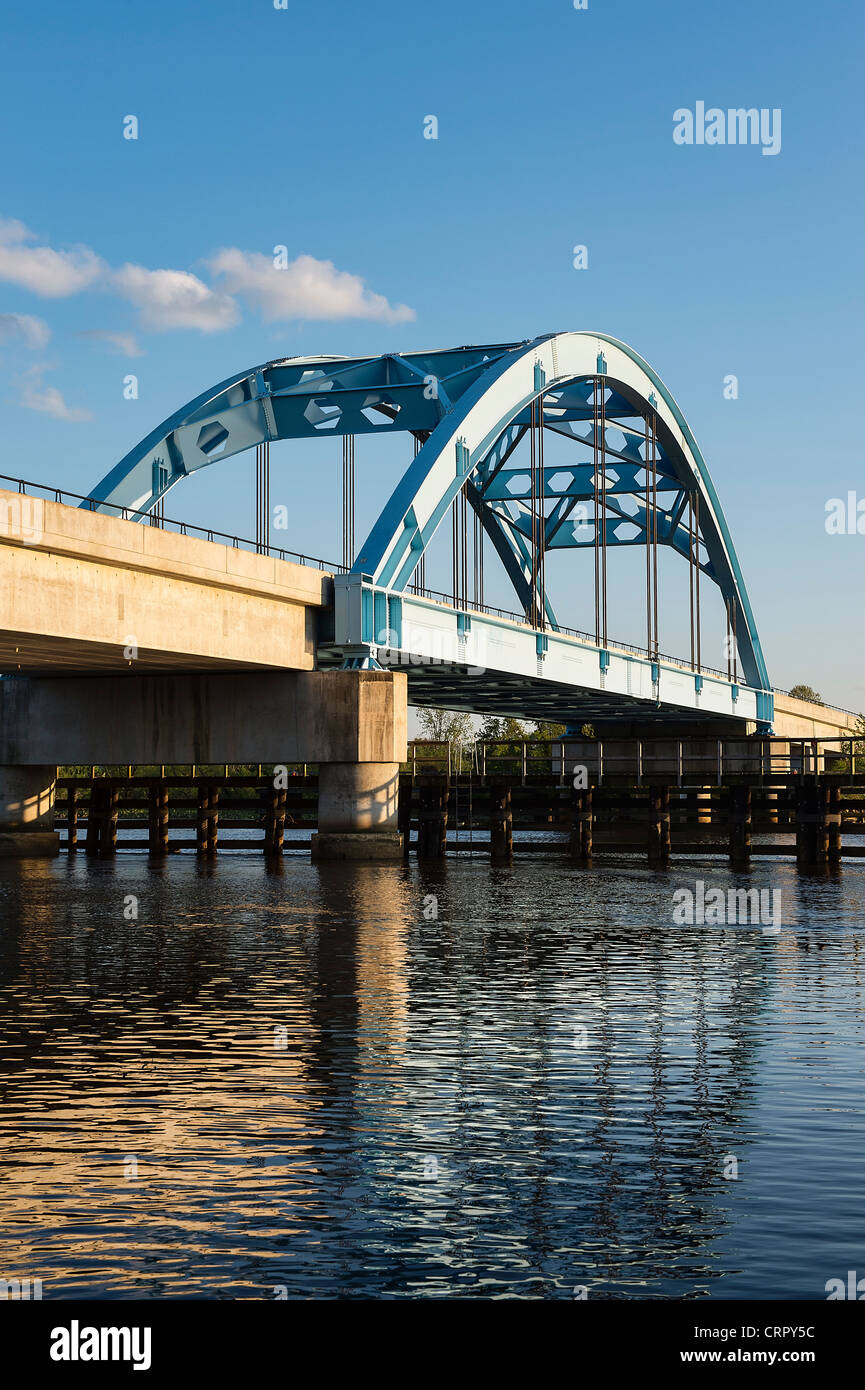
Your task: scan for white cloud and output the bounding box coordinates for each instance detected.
[0,218,104,297]
[110,264,240,332]
[0,219,237,333]
[0,218,415,338]
[77,328,143,357]
[208,248,415,324]
[17,363,92,422]
[0,312,51,349]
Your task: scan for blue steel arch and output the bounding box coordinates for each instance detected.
[83,332,770,692]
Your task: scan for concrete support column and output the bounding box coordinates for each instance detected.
[311,762,403,860]
[0,667,408,862]
[0,765,60,856]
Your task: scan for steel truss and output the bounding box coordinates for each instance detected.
[83,332,770,693]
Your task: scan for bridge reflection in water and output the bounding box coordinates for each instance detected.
[0,854,863,1299]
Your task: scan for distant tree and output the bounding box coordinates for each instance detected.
[529,720,596,739]
[415,707,473,746]
[478,715,503,741]
[475,714,530,773]
[788,684,823,705]
[532,721,567,740]
[500,716,529,741]
[829,713,865,777]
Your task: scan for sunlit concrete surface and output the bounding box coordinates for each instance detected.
[0,670,407,766]
[0,489,331,673]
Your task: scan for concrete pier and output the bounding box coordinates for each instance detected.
[0,668,407,860]
[311,762,402,860]
[0,765,60,856]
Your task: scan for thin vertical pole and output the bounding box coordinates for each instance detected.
[726,599,732,681]
[412,436,426,594]
[452,485,467,608]
[537,389,545,629]
[461,487,468,609]
[695,492,702,672]
[651,414,659,658]
[593,378,600,645]
[453,489,461,603]
[529,397,537,625]
[645,413,653,657]
[342,435,355,571]
[255,442,270,554]
[529,397,534,621]
[600,383,608,647]
[692,492,698,669]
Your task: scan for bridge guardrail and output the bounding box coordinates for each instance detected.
[407,736,865,785]
[0,472,346,575]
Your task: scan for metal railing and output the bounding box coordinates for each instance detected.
[407,735,865,786]
[406,582,734,680]
[0,471,346,574]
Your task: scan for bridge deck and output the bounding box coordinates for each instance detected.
[0,489,330,673]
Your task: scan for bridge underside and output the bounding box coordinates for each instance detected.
[326,582,764,730]
[0,629,271,675]
[357,659,754,728]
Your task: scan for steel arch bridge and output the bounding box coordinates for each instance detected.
[84,332,774,731]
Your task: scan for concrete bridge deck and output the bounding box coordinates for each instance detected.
[0,488,330,674]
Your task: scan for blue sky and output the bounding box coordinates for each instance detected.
[0,0,862,707]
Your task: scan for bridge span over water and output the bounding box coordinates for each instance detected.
[0,332,856,856]
[81,331,774,730]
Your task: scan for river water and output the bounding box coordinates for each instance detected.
[0,849,863,1300]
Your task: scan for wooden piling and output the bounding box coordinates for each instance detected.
[67,785,79,854]
[417,776,448,858]
[148,782,169,856]
[102,785,119,858]
[489,782,513,861]
[85,780,106,857]
[828,783,842,864]
[796,783,830,869]
[570,786,593,862]
[647,785,671,864]
[206,784,220,855]
[398,775,412,858]
[728,784,752,866]
[196,784,211,856]
[49,756,860,864]
[264,785,285,856]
